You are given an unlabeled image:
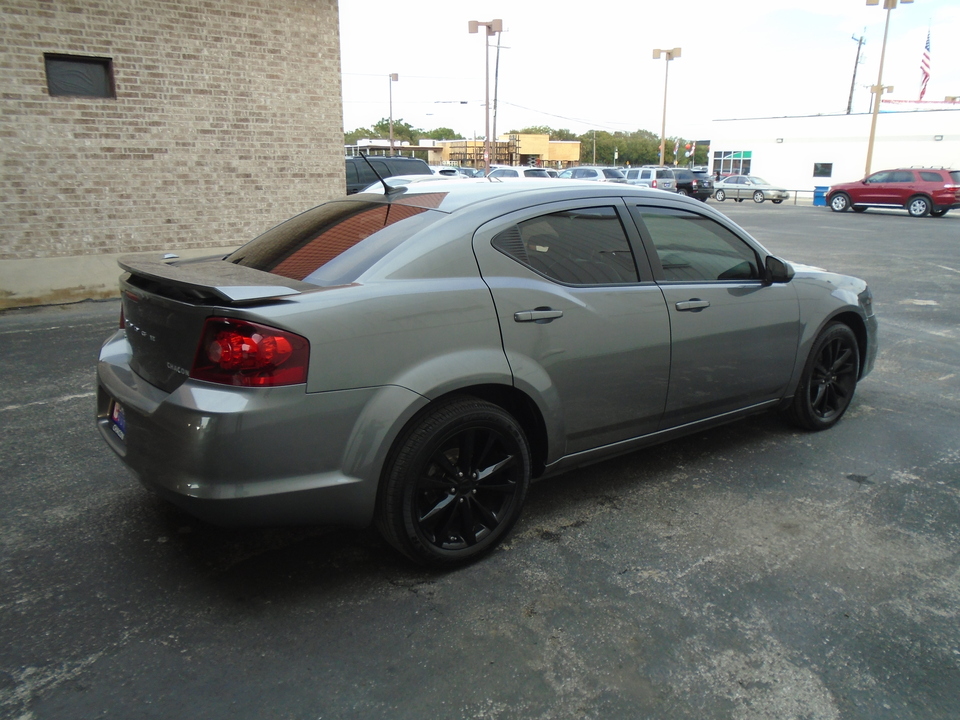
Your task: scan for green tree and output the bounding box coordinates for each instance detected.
[371,117,420,145]
[421,127,464,141]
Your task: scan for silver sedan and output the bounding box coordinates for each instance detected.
[714,175,791,204]
[97,181,876,566]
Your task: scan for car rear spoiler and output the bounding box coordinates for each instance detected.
[118,255,310,304]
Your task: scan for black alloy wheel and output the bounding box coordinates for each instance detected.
[714,189,726,201]
[377,397,531,566]
[753,190,765,203]
[786,323,860,431]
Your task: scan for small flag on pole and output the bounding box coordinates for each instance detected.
[919,30,931,101]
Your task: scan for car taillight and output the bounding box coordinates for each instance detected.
[191,317,309,387]
[652,179,658,188]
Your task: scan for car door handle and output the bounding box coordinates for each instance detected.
[514,308,564,323]
[675,299,711,312]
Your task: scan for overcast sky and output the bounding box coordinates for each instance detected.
[339,0,960,142]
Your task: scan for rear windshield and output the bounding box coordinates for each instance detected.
[602,169,625,179]
[227,200,442,287]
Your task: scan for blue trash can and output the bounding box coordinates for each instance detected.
[813,186,828,207]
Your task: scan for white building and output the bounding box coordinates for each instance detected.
[708,107,960,195]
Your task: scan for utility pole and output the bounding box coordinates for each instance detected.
[847,32,866,114]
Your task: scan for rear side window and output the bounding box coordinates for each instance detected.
[492,206,638,285]
[634,207,760,282]
[227,201,442,287]
[919,171,943,182]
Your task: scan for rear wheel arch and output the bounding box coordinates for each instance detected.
[382,384,549,484]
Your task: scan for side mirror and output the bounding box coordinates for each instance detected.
[765,255,795,284]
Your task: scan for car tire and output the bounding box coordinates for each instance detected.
[829,193,850,212]
[772,199,783,204]
[786,323,860,431]
[930,208,948,217]
[376,396,531,566]
[907,195,931,217]
[753,191,765,203]
[714,190,725,201]
[677,188,689,196]
[852,206,867,213]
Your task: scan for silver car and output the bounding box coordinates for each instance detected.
[714,175,791,204]
[623,166,676,192]
[557,166,626,183]
[97,181,877,566]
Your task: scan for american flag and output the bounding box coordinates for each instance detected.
[919,30,930,101]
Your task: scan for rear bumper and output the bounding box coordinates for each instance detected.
[97,331,425,528]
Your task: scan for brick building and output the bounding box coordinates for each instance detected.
[1,0,344,308]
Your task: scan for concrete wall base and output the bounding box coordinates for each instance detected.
[0,247,238,311]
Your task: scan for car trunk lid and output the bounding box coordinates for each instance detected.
[118,255,312,393]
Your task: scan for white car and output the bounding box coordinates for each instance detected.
[430,166,462,177]
[487,167,554,180]
[359,174,462,194]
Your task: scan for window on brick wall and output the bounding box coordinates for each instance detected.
[44,54,115,98]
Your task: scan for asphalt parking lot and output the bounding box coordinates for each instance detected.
[1,202,958,719]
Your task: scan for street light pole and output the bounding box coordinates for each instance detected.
[653,47,681,166]
[388,73,398,156]
[864,0,913,176]
[469,19,503,175]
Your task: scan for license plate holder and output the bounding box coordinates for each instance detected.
[109,400,127,443]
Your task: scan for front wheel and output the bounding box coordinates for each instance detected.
[930,208,948,218]
[753,190,765,203]
[714,189,725,201]
[772,199,783,205]
[907,196,931,217]
[829,193,850,212]
[786,323,860,431]
[376,397,531,566]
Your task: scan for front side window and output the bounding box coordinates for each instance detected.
[634,207,760,283]
[866,171,891,184]
[492,206,638,285]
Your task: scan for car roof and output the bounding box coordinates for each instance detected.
[349,177,721,215]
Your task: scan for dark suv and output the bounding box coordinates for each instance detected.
[672,168,712,201]
[345,155,433,194]
[827,167,960,218]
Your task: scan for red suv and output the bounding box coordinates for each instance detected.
[827,167,960,218]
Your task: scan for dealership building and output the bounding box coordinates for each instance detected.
[707,106,960,197]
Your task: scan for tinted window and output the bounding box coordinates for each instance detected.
[889,171,914,183]
[813,163,833,178]
[227,201,442,287]
[492,206,638,285]
[866,171,890,184]
[919,171,943,182]
[635,207,760,282]
[602,169,625,179]
[524,169,550,178]
[45,54,115,98]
